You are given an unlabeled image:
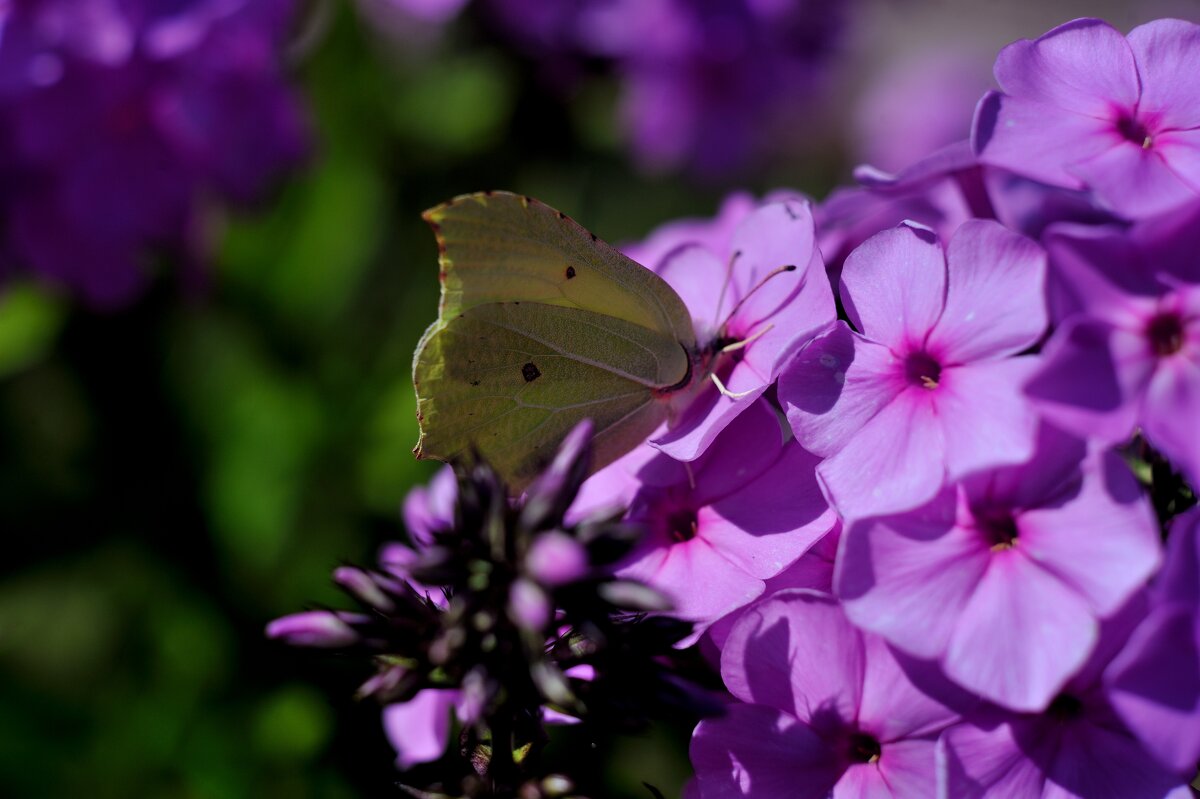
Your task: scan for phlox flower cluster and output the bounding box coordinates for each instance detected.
[0,0,308,306]
[272,14,1200,799]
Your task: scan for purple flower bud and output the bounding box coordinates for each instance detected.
[265,611,363,648]
[525,531,589,587]
[333,566,395,613]
[509,578,553,630]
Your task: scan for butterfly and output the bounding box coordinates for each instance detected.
[412,191,800,491]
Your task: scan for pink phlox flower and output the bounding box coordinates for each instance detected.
[691,590,963,798]
[836,423,1161,711]
[1027,203,1200,484]
[571,398,836,639]
[780,218,1048,521]
[975,17,1200,219]
[649,198,837,461]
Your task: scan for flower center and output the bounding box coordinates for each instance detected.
[1116,113,1152,148]
[904,352,942,390]
[1047,693,1084,721]
[1146,312,1185,357]
[847,732,882,764]
[666,508,699,543]
[975,507,1019,551]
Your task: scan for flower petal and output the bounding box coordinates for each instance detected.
[937,721,1046,799]
[781,322,904,458]
[720,590,864,726]
[656,244,736,340]
[936,358,1041,482]
[839,222,946,350]
[1127,18,1200,132]
[993,18,1139,116]
[690,704,842,799]
[1142,353,1200,486]
[1019,450,1161,616]
[944,553,1097,711]
[817,388,946,521]
[837,491,989,661]
[1025,317,1151,443]
[383,689,459,769]
[1068,142,1200,218]
[928,220,1047,363]
[1106,603,1200,775]
[703,443,836,580]
[973,92,1120,189]
[618,537,764,627]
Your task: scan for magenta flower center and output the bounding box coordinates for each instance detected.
[1115,112,1152,149]
[904,352,942,389]
[666,508,699,542]
[1047,692,1084,721]
[974,507,1019,551]
[1145,312,1185,356]
[847,732,882,764]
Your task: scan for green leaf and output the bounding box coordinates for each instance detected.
[0,284,65,379]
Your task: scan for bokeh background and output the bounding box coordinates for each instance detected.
[0,0,1195,796]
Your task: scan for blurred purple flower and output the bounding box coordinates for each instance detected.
[0,0,308,306]
[975,17,1200,219]
[1027,203,1200,484]
[854,50,991,174]
[780,220,1047,521]
[577,0,850,176]
[1106,506,1200,775]
[937,599,1193,799]
[402,464,458,547]
[571,398,836,638]
[691,590,961,798]
[837,424,1161,711]
[649,199,836,461]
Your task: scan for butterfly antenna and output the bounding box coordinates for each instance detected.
[711,250,742,330]
[710,372,756,400]
[718,264,798,335]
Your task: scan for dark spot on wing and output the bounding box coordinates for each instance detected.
[522,362,541,382]
[565,266,576,279]
[557,211,567,220]
[470,380,480,386]
[590,232,597,242]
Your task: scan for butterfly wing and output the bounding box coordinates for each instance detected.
[414,192,696,489]
[425,191,696,353]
